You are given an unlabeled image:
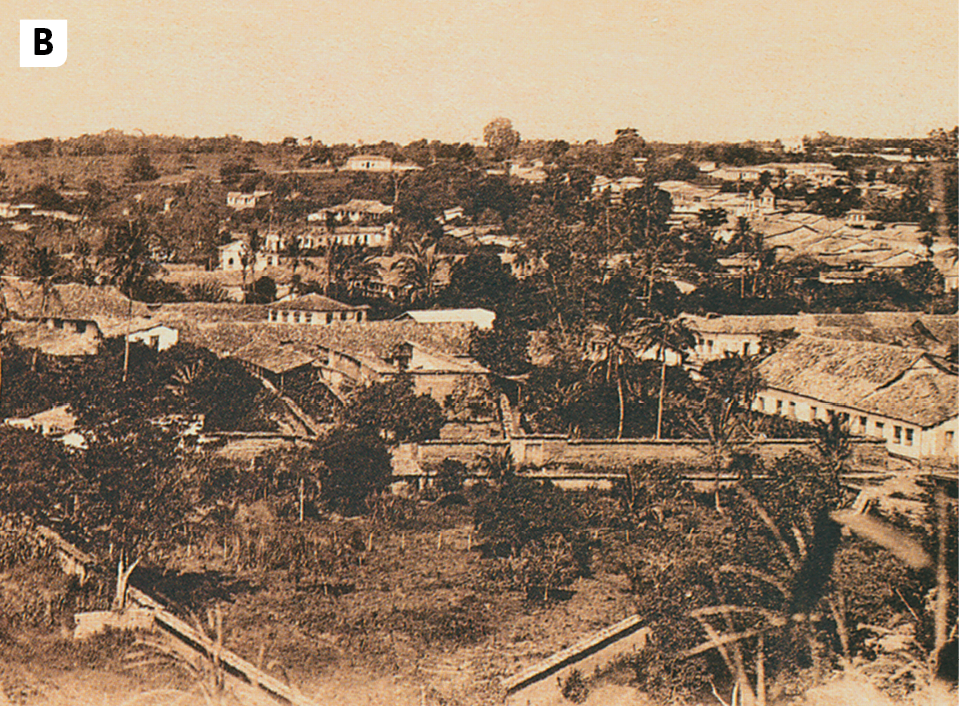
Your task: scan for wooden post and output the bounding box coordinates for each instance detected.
[298,478,305,523]
[932,487,951,678]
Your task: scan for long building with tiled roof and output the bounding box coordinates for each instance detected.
[754,335,957,462]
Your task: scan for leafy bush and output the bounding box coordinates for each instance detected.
[315,428,392,516]
[343,377,444,444]
[474,471,590,600]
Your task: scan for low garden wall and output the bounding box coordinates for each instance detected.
[403,436,888,474]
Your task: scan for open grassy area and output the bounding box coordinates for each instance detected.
[149,500,637,706]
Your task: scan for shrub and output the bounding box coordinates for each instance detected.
[315,428,392,516]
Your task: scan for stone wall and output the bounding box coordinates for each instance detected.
[404,436,888,475]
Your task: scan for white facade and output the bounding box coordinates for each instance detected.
[226,191,271,210]
[128,324,179,351]
[266,308,366,325]
[344,155,394,172]
[754,387,958,462]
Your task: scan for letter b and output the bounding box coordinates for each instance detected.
[35,28,53,55]
[20,20,67,67]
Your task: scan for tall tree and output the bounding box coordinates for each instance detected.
[326,242,381,299]
[390,236,443,305]
[585,267,646,439]
[0,243,11,411]
[636,311,699,439]
[483,117,520,163]
[20,242,64,370]
[100,218,157,382]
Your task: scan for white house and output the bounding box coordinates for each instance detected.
[218,240,247,270]
[343,155,394,172]
[755,335,958,462]
[226,191,272,210]
[397,308,496,330]
[342,155,422,173]
[266,294,369,325]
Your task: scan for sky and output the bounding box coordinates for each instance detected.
[3,0,957,145]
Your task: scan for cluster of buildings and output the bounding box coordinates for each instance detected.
[218,198,398,273]
[2,278,502,444]
[156,301,493,407]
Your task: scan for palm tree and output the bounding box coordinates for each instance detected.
[20,242,64,369]
[636,311,699,440]
[390,236,443,305]
[326,241,381,299]
[586,270,646,439]
[284,235,315,288]
[101,218,157,382]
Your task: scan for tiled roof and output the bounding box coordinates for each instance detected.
[756,335,957,425]
[171,320,474,361]
[268,294,366,313]
[152,302,270,323]
[685,314,804,335]
[231,339,314,375]
[3,279,149,320]
[759,335,921,393]
[399,308,495,328]
[856,363,958,427]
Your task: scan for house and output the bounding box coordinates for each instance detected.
[173,319,486,406]
[218,240,247,271]
[5,404,76,437]
[342,155,421,173]
[313,339,490,402]
[754,335,958,462]
[685,312,958,362]
[397,308,496,330]
[98,319,179,351]
[309,199,394,225]
[219,238,281,270]
[304,199,396,249]
[267,294,369,325]
[343,155,394,172]
[591,175,644,203]
[226,191,272,210]
[1,279,178,355]
[508,161,548,184]
[685,314,801,362]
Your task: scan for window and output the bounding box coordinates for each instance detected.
[743,342,751,356]
[326,313,333,324]
[707,339,713,350]
[776,399,783,414]
[905,428,913,446]
[810,406,818,420]
[875,421,884,435]
[894,426,902,444]
[759,397,766,411]
[859,416,867,430]
[788,401,797,417]
[341,312,348,321]
[946,431,955,445]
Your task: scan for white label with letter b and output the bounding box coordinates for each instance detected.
[20,20,68,67]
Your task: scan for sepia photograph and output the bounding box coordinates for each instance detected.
[0,1,957,704]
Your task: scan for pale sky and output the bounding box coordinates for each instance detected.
[3,0,957,145]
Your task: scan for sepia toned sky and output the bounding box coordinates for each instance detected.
[3,0,957,144]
